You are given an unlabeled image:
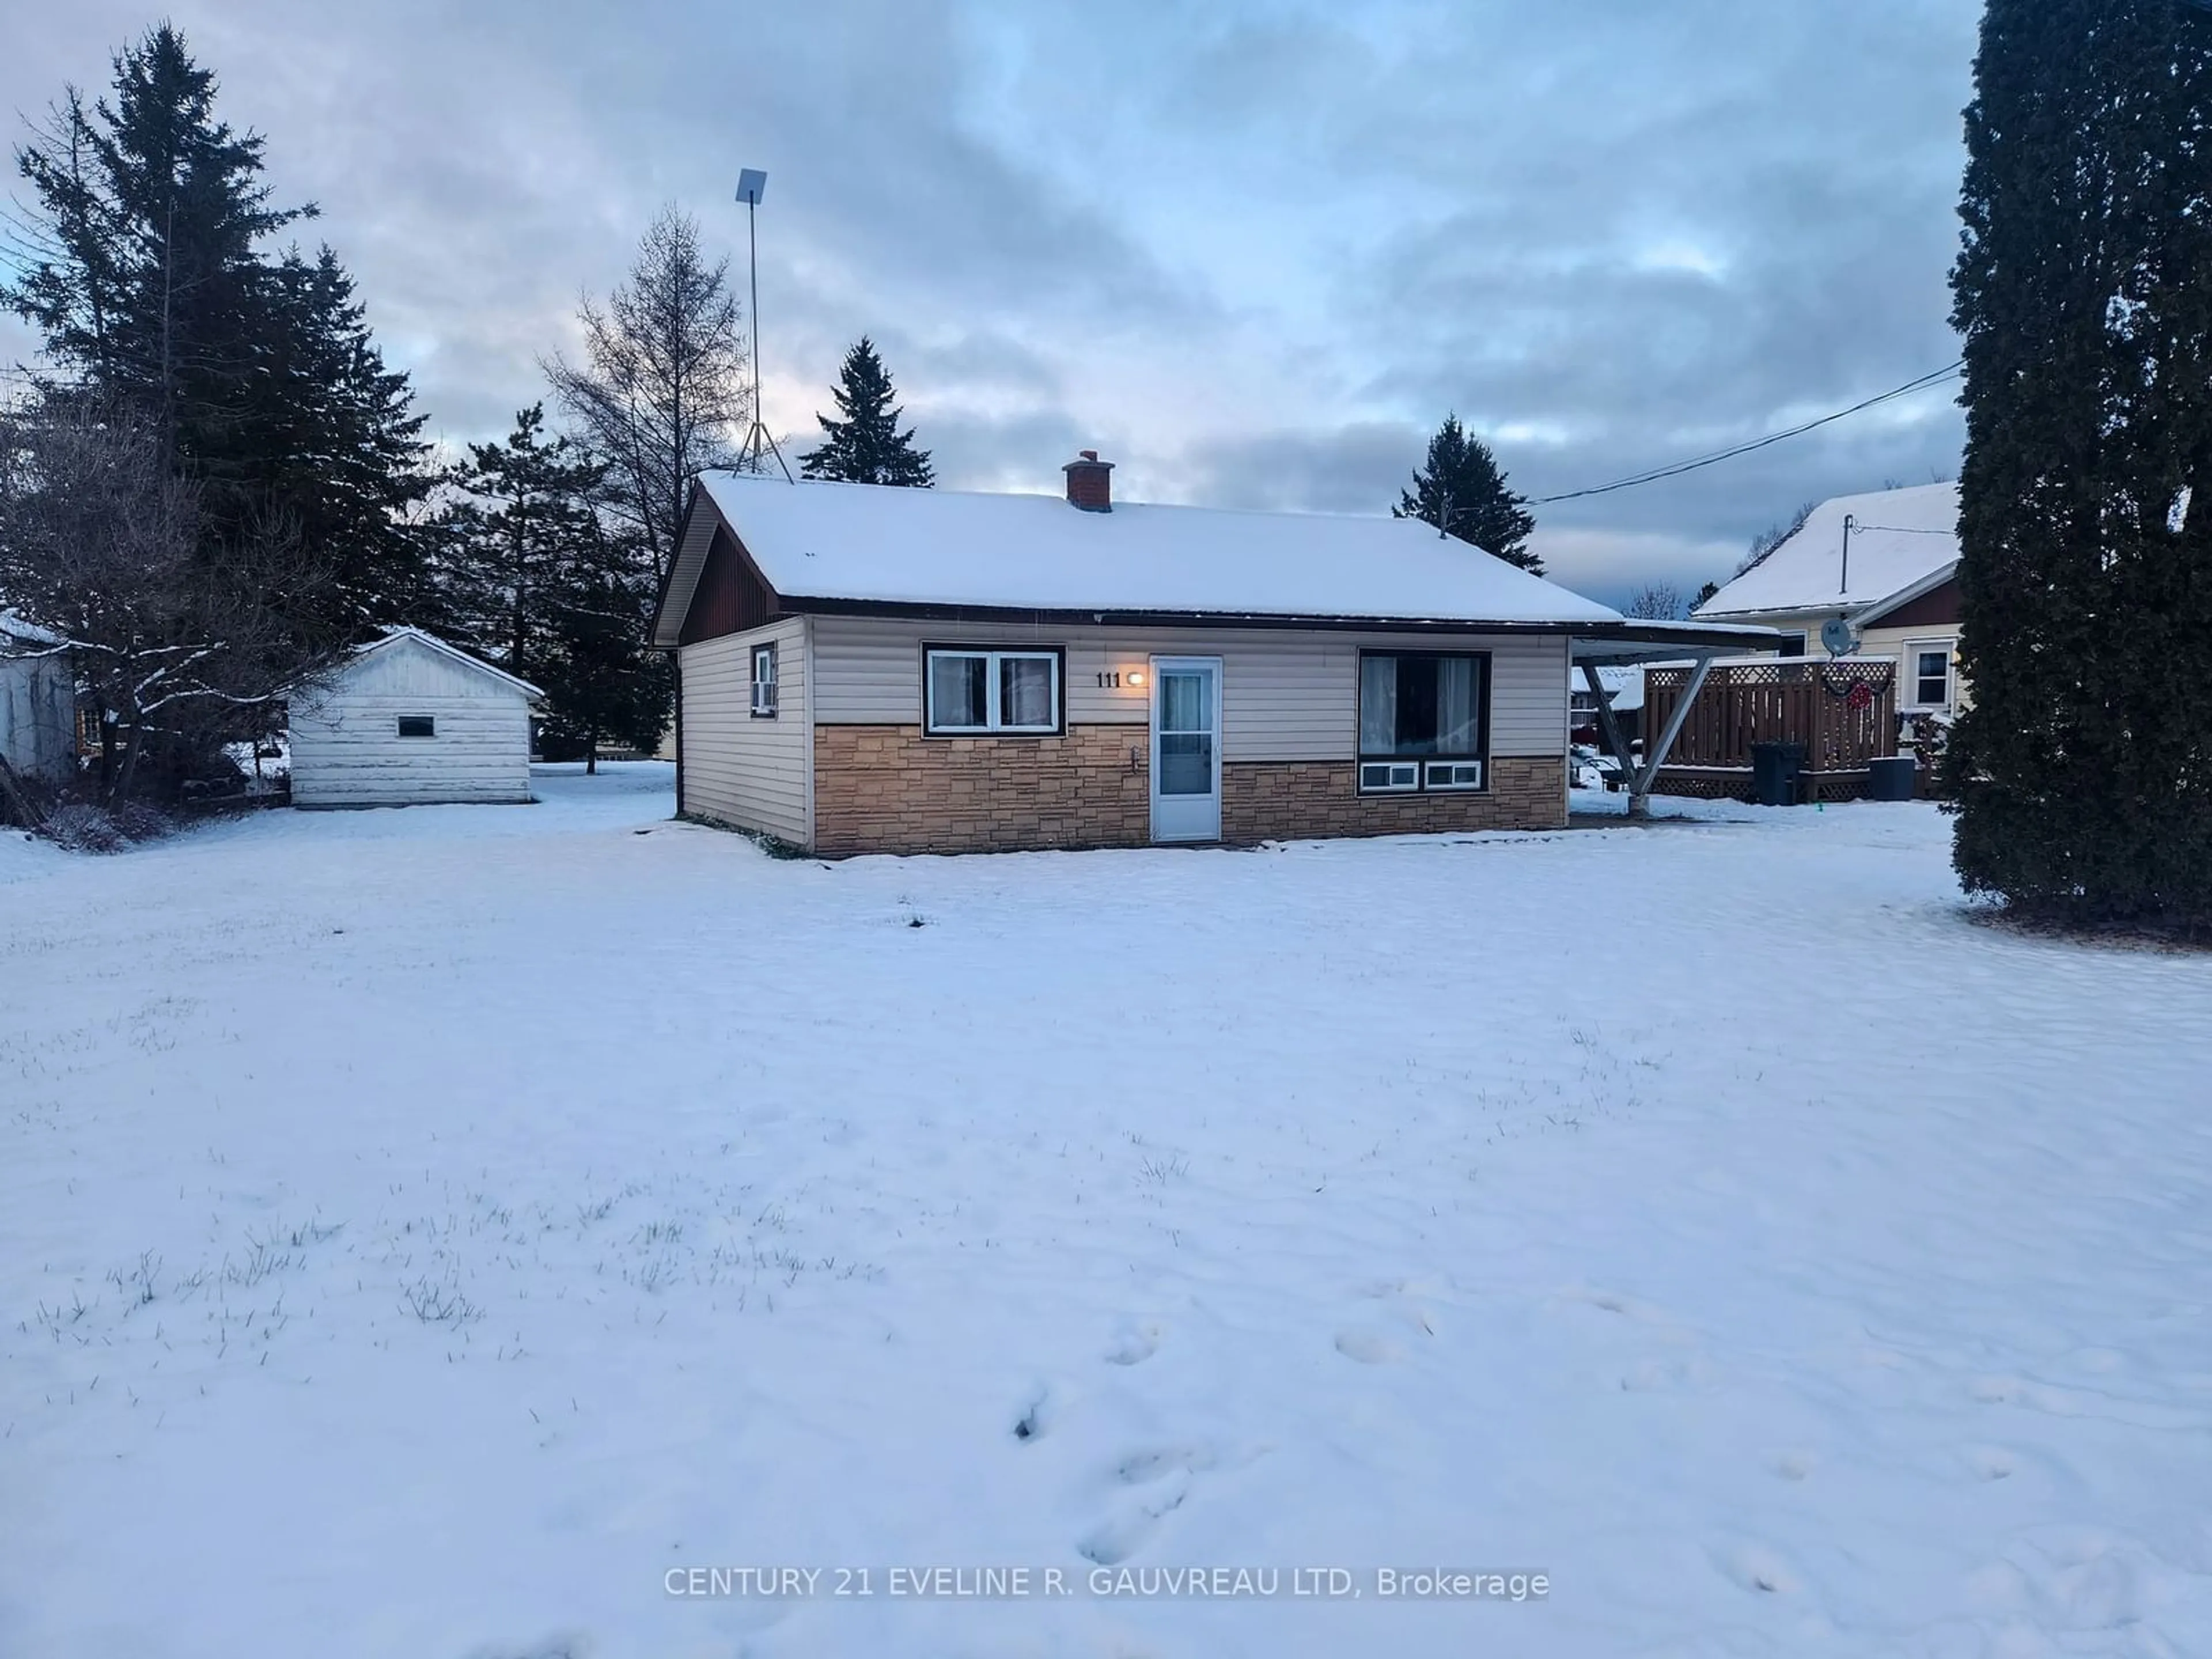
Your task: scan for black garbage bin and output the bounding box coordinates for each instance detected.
[1749,740,1806,806]
[1865,755,1917,801]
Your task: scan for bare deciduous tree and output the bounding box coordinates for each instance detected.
[1737,498,1818,576]
[1626,582,1683,621]
[541,205,751,586]
[0,391,335,802]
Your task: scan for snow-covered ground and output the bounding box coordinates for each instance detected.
[5,766,2210,1658]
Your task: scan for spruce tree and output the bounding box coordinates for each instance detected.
[5,25,429,645]
[1394,414,1539,572]
[801,337,935,486]
[1946,0,2212,929]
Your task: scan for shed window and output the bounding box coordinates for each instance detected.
[924,647,1062,735]
[396,715,436,738]
[1910,645,1952,709]
[751,642,779,718]
[1357,651,1488,791]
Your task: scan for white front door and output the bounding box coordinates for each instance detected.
[1150,656,1222,843]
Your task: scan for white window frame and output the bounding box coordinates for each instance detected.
[1904,639,1953,711]
[1356,649,1491,794]
[751,641,779,719]
[923,647,1063,736]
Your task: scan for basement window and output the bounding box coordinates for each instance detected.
[751,642,779,718]
[1357,651,1489,792]
[396,715,435,738]
[924,647,1063,735]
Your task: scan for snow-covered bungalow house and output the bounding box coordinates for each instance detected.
[649,454,1776,854]
[289,627,541,809]
[1,611,75,787]
[1694,482,1965,720]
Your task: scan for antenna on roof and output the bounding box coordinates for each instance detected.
[733,168,795,484]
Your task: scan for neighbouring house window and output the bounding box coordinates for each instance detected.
[751,642,779,718]
[924,647,1062,734]
[396,715,435,738]
[1776,633,1808,657]
[1358,651,1488,793]
[1911,644,1952,709]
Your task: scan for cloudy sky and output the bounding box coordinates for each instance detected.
[2,1,1980,605]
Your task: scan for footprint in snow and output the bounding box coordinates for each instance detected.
[1962,1444,2017,1481]
[1104,1323,1161,1366]
[1710,1541,1802,1595]
[1334,1329,1403,1365]
[1766,1449,1816,1482]
[1012,1384,1053,1443]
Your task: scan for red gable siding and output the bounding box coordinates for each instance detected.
[679,526,779,645]
[1874,576,1960,630]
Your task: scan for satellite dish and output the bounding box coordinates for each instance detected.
[1820,618,1855,657]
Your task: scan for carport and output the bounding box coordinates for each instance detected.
[1569,620,1786,818]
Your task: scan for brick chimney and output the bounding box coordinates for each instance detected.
[1062,449,1113,512]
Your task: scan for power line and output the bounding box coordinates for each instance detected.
[1532,361,1963,505]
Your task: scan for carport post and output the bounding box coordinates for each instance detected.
[1627,651,1716,820]
[1579,660,1641,801]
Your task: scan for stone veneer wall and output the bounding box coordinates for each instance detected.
[1221,755,1566,842]
[813,725,1150,856]
[813,724,1567,855]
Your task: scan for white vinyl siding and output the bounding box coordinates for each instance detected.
[682,615,810,843]
[289,634,533,808]
[1,654,76,782]
[809,616,1566,760]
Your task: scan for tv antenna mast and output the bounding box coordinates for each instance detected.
[734,168,794,482]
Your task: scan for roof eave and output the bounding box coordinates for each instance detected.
[775,593,1633,634]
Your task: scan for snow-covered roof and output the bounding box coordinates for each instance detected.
[1695,482,1958,620]
[665,472,1625,636]
[1,609,63,650]
[350,627,544,699]
[1570,663,1644,712]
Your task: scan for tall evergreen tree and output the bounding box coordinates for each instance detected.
[539,547,671,772]
[1946,0,2212,929]
[801,337,934,486]
[3,25,429,644]
[436,404,607,681]
[1394,414,1539,573]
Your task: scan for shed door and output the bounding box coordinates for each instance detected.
[1149,657,1222,843]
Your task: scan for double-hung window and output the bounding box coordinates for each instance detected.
[1357,650,1488,793]
[925,647,1062,735]
[751,642,779,718]
[1908,644,1951,710]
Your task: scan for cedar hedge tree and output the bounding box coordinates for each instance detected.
[1946,0,2212,930]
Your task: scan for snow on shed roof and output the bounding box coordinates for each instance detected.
[677,472,1625,630]
[1695,482,1957,620]
[1,609,63,649]
[346,627,544,698]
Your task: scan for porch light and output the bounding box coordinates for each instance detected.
[1126,670,1147,688]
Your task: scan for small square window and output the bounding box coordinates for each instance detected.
[396,715,435,738]
[751,642,779,718]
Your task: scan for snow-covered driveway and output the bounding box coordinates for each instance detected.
[5,766,2209,1658]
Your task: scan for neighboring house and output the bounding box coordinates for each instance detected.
[1693,481,1964,722]
[290,627,541,809]
[1570,664,1643,748]
[649,453,1773,856]
[0,611,75,786]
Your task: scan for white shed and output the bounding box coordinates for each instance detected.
[290,627,541,809]
[1,612,75,786]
